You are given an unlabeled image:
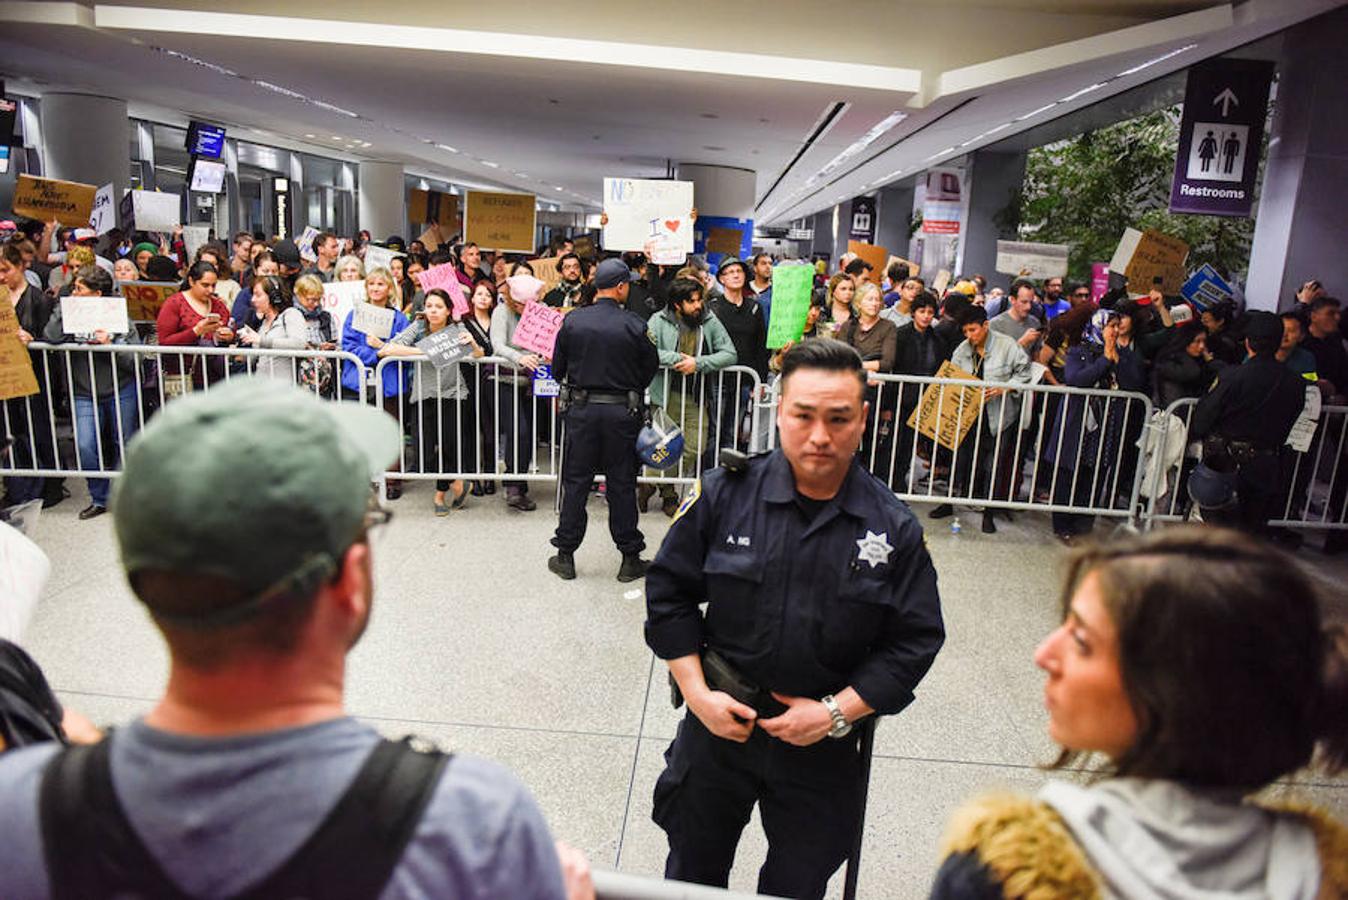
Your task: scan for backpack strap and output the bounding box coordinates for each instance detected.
[39,736,193,900]
[39,735,450,900]
[235,736,451,900]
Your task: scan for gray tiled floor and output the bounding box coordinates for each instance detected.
[18,481,1348,899]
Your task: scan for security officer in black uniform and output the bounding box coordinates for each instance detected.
[644,339,945,899]
[549,257,661,582]
[1192,310,1305,535]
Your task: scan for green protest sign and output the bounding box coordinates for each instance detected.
[765,264,814,349]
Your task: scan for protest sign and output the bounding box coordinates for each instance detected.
[60,296,130,335]
[527,257,562,295]
[573,234,597,260]
[464,191,536,253]
[694,216,754,270]
[322,280,367,331]
[120,281,178,322]
[905,361,983,452]
[532,363,560,397]
[932,270,952,295]
[1109,228,1189,295]
[512,302,565,358]
[0,288,39,401]
[602,178,695,258]
[846,241,889,281]
[182,225,211,263]
[127,190,181,232]
[88,183,116,235]
[1091,263,1110,302]
[995,241,1070,279]
[350,302,395,340]
[296,226,320,263]
[416,323,473,370]
[363,243,402,273]
[409,189,460,230]
[13,174,98,228]
[1179,263,1234,310]
[417,224,446,251]
[764,264,814,349]
[415,263,470,316]
[1286,384,1321,454]
[887,255,920,279]
[706,227,743,256]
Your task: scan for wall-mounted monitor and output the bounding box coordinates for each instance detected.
[186,120,226,159]
[189,156,227,193]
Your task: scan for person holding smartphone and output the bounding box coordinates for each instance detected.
[156,260,237,393]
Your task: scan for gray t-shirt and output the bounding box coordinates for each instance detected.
[989,311,1042,359]
[0,717,565,900]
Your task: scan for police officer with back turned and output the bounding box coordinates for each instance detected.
[550,257,660,582]
[644,339,945,899]
[1191,309,1305,535]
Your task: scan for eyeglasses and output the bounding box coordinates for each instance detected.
[1072,291,1091,298]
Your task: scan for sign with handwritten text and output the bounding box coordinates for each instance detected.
[602,179,694,259]
[511,302,564,359]
[464,190,536,253]
[414,263,469,317]
[120,281,178,322]
[13,174,97,228]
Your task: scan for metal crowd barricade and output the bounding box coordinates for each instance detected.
[1,342,366,480]
[641,365,763,487]
[593,872,763,899]
[860,372,1156,527]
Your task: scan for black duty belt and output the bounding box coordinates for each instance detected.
[584,390,633,404]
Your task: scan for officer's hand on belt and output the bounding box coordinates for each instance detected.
[758,693,834,747]
[689,689,758,743]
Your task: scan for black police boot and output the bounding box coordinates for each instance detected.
[981,510,997,534]
[548,552,576,580]
[616,553,649,583]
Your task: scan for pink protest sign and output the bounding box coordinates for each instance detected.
[511,302,565,359]
[1091,262,1109,303]
[415,263,469,317]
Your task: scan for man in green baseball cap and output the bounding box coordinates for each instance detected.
[0,379,593,899]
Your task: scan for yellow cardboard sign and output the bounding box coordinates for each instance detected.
[847,241,889,280]
[409,189,460,231]
[13,174,98,228]
[905,361,984,452]
[0,286,40,401]
[526,257,563,295]
[120,281,179,322]
[464,191,536,254]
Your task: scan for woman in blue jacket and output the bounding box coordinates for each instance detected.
[342,266,410,496]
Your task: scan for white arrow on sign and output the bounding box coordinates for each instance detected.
[1213,88,1239,117]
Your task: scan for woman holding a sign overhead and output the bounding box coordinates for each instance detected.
[342,266,410,496]
[378,289,479,515]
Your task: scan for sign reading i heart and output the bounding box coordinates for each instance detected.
[602,178,695,263]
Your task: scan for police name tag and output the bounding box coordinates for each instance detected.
[533,363,560,398]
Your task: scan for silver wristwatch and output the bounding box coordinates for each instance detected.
[821,694,852,738]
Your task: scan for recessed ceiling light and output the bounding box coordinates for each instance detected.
[435,144,458,153]
[555,186,565,191]
[331,135,343,141]
[481,160,499,168]
[304,133,315,139]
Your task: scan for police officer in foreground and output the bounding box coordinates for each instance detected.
[549,257,660,582]
[644,339,945,899]
[1191,310,1305,535]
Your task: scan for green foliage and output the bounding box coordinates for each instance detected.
[1012,106,1256,282]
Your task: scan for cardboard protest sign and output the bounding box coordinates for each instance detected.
[905,361,983,452]
[13,174,98,228]
[1286,384,1320,454]
[527,257,562,295]
[322,280,366,331]
[416,323,473,370]
[60,296,130,335]
[932,270,952,295]
[464,191,536,253]
[409,189,460,231]
[417,224,446,251]
[414,263,470,317]
[120,281,178,322]
[706,226,744,256]
[764,264,814,349]
[995,241,1069,279]
[350,302,395,340]
[511,302,564,358]
[602,178,695,258]
[846,241,889,281]
[127,190,181,233]
[363,244,402,273]
[182,225,211,263]
[88,183,117,235]
[0,287,39,401]
[887,255,919,279]
[296,226,320,263]
[1109,228,1189,295]
[572,234,597,260]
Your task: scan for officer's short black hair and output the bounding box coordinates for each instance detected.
[667,278,703,309]
[778,338,866,401]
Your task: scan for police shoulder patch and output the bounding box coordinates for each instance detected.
[672,477,701,522]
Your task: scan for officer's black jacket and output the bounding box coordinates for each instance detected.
[551,297,659,392]
[1192,354,1304,450]
[644,451,945,716]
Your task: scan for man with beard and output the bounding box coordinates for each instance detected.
[543,253,586,308]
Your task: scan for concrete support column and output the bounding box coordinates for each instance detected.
[40,93,131,204]
[675,163,755,219]
[358,161,407,242]
[958,149,1027,289]
[875,185,916,258]
[1245,7,1348,311]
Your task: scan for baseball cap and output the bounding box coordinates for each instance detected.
[594,257,637,290]
[72,228,98,242]
[113,380,401,623]
[272,239,302,269]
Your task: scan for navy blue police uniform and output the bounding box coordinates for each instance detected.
[644,450,945,899]
[551,297,660,557]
